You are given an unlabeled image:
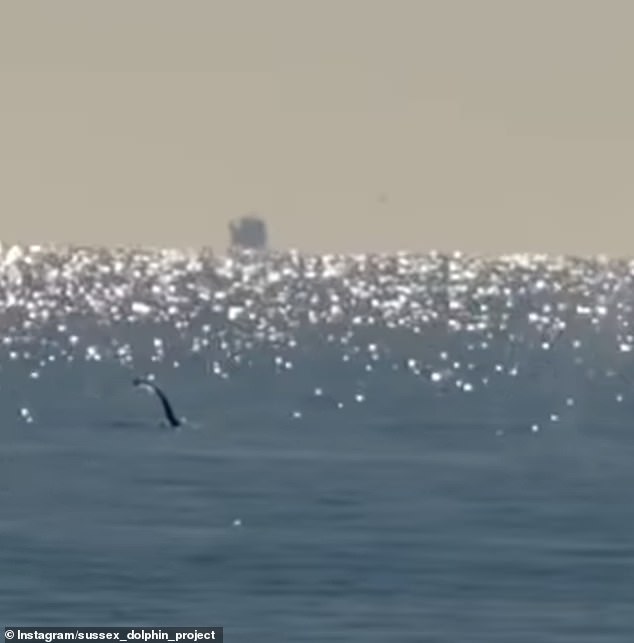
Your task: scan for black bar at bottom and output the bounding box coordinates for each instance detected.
[5,629,223,643]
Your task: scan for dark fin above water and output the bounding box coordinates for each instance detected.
[133,377,181,428]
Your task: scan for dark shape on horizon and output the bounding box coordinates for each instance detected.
[133,377,181,427]
[229,215,268,250]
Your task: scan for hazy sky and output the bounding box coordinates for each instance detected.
[1,1,633,255]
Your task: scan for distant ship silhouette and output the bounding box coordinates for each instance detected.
[229,215,268,251]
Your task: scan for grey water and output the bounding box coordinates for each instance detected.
[2,246,634,641]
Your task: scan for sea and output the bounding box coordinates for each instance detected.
[1,244,634,641]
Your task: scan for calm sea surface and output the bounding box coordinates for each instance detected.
[1,246,634,641]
